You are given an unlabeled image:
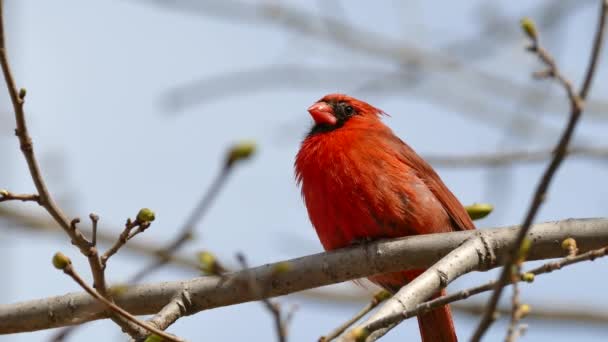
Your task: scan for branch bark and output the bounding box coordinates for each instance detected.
[0,218,607,334]
[353,236,494,341]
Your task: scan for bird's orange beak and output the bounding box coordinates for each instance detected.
[308,102,337,125]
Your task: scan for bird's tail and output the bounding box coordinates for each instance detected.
[416,290,457,342]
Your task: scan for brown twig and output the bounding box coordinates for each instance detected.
[129,163,232,283]
[0,2,149,338]
[472,2,607,340]
[237,253,291,342]
[320,291,390,342]
[90,213,99,247]
[1,0,105,294]
[101,217,151,269]
[504,273,523,342]
[57,259,184,342]
[0,206,201,270]
[0,190,40,203]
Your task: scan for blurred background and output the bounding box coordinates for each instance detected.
[1,0,607,341]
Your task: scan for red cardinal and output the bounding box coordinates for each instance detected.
[295,94,474,342]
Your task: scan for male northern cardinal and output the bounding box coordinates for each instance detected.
[295,94,475,342]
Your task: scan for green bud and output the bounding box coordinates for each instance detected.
[144,334,163,342]
[226,140,256,167]
[347,327,369,342]
[465,203,494,221]
[521,273,535,283]
[136,208,156,223]
[18,88,26,99]
[561,237,577,253]
[518,304,531,318]
[52,252,71,270]
[197,251,224,275]
[373,290,392,303]
[520,17,538,41]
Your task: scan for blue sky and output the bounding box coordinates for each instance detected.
[1,1,608,341]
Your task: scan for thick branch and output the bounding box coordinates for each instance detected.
[0,218,607,334]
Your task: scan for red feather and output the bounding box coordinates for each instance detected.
[295,94,474,342]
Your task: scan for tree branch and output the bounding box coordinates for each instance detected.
[473,3,608,340]
[139,0,608,122]
[0,2,151,337]
[0,190,40,203]
[352,234,494,340]
[425,146,608,168]
[54,255,184,342]
[0,218,607,334]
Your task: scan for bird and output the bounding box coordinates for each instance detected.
[295,94,475,342]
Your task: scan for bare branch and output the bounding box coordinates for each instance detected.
[237,253,291,342]
[0,206,201,271]
[354,236,494,340]
[454,301,608,325]
[0,190,40,203]
[411,244,607,323]
[425,146,608,168]
[0,3,152,337]
[101,216,152,270]
[320,291,390,342]
[142,0,608,122]
[473,3,607,340]
[128,144,240,282]
[90,213,99,247]
[56,258,184,342]
[147,289,193,333]
[1,218,607,334]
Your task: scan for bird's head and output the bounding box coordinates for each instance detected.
[307,94,385,134]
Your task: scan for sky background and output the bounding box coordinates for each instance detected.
[1,0,608,341]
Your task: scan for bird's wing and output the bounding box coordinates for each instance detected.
[388,134,475,231]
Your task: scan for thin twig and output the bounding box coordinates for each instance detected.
[237,253,290,342]
[61,262,184,342]
[1,0,106,295]
[425,146,608,168]
[90,213,99,247]
[504,274,522,342]
[129,165,232,282]
[453,301,608,325]
[320,291,390,342]
[0,190,40,203]
[0,2,147,337]
[0,206,201,271]
[472,3,607,340]
[101,218,150,269]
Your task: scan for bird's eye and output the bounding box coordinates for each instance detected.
[344,105,354,115]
